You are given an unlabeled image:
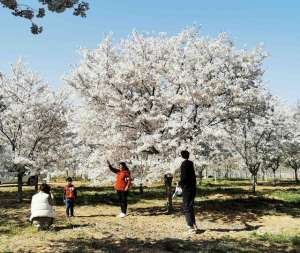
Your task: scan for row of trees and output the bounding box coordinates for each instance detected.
[0,28,299,201]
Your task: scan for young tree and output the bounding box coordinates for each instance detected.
[0,0,89,34]
[0,61,69,201]
[224,95,289,192]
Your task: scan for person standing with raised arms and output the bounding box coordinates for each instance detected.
[107,160,132,218]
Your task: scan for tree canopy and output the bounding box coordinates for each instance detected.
[0,0,89,34]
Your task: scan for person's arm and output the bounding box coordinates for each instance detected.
[124,175,132,191]
[107,160,119,174]
[74,188,78,200]
[48,194,54,206]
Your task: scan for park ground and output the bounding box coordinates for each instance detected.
[1,180,300,253]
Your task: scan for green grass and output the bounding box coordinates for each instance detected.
[2,181,300,252]
[252,232,300,246]
[267,189,300,203]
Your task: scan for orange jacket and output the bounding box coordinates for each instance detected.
[114,170,131,191]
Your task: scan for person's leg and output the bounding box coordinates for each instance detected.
[32,218,41,229]
[123,191,128,214]
[66,199,71,217]
[70,200,74,217]
[119,191,127,214]
[117,191,123,213]
[190,190,196,226]
[42,217,53,229]
[182,190,194,227]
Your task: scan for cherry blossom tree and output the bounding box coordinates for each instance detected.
[0,0,89,34]
[282,105,300,182]
[223,93,292,192]
[0,61,69,201]
[66,27,269,183]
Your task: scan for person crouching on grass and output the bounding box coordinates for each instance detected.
[63,177,77,218]
[107,160,132,218]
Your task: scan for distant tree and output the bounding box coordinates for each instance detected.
[0,0,89,34]
[283,105,300,183]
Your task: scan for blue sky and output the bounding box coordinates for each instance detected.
[0,0,299,104]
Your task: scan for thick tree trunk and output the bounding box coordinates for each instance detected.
[17,173,23,203]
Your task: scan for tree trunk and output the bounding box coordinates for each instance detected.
[262,170,265,182]
[35,175,39,191]
[294,168,299,183]
[17,173,23,203]
[139,183,144,194]
[252,174,257,194]
[164,174,173,214]
[199,170,203,185]
[273,170,276,185]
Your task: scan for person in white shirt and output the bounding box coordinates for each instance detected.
[30,183,55,230]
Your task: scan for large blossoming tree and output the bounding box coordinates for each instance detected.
[0,61,69,201]
[66,27,269,183]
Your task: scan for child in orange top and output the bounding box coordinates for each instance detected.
[63,177,77,217]
[107,160,132,218]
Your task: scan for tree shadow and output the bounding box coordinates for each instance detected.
[53,235,292,253]
[50,185,167,207]
[53,223,90,232]
[130,195,300,224]
[75,214,116,218]
[198,187,249,197]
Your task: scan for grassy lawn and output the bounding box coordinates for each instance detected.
[1,179,300,252]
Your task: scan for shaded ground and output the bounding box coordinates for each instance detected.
[1,180,300,252]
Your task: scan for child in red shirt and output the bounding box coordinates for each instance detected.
[63,177,77,217]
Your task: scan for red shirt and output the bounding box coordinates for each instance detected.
[64,185,77,200]
[115,170,131,191]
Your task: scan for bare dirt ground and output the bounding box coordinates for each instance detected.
[1,180,300,253]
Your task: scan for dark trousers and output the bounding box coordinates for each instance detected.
[66,199,75,217]
[117,190,128,214]
[182,188,196,227]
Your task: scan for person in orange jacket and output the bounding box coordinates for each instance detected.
[107,160,132,218]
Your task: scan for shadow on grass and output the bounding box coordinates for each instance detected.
[49,185,167,207]
[53,235,292,253]
[53,224,90,232]
[130,195,300,224]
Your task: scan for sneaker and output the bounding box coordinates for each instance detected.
[118,212,126,218]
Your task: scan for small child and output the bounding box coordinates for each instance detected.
[63,177,77,217]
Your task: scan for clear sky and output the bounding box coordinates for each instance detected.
[0,0,299,104]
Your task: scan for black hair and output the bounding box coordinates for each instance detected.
[39,183,51,194]
[66,177,73,182]
[181,150,190,159]
[119,162,129,171]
